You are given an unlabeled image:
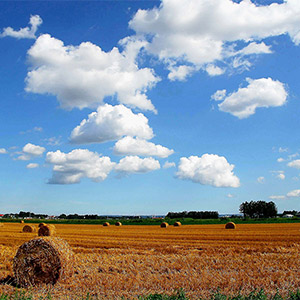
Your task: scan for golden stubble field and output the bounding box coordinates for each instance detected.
[0,222,300,299]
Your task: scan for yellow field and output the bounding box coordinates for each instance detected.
[0,222,300,299]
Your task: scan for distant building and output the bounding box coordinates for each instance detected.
[283,214,294,218]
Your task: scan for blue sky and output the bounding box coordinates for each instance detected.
[0,0,300,215]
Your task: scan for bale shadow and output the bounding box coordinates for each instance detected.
[0,275,19,287]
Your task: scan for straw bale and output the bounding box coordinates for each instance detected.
[20,220,24,224]
[115,222,122,226]
[160,222,169,228]
[22,225,36,233]
[225,222,236,229]
[38,224,56,236]
[13,237,74,287]
[174,221,182,227]
[0,223,3,227]
[38,223,47,228]
[103,222,110,226]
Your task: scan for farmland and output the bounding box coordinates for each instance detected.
[0,223,300,299]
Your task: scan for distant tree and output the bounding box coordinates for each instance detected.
[283,210,298,216]
[166,211,219,219]
[239,201,277,218]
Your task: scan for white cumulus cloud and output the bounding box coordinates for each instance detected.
[1,15,42,39]
[287,189,300,198]
[129,0,300,77]
[46,149,115,184]
[26,163,39,169]
[176,154,240,188]
[287,159,300,169]
[211,89,227,101]
[25,34,159,112]
[113,136,174,158]
[70,104,154,144]
[217,78,287,119]
[115,156,160,174]
[16,143,45,161]
[0,148,7,154]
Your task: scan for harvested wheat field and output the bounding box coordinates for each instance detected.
[0,222,300,299]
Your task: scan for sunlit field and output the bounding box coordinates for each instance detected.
[0,222,300,299]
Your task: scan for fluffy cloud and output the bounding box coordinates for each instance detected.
[1,15,42,39]
[211,89,226,101]
[205,65,225,77]
[176,154,240,188]
[70,104,153,144]
[113,136,174,158]
[115,156,160,174]
[271,170,285,180]
[26,163,39,169]
[16,143,45,161]
[25,34,159,112]
[287,159,300,169]
[277,158,285,163]
[287,189,300,198]
[129,0,300,77]
[0,148,7,154]
[216,78,287,119]
[46,149,115,184]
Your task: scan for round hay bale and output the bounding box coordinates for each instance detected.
[115,222,122,226]
[174,221,181,227]
[13,237,74,287]
[38,224,56,236]
[20,220,24,224]
[38,223,47,228]
[22,225,36,233]
[160,222,169,228]
[225,222,236,229]
[103,222,110,226]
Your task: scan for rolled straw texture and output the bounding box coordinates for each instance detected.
[38,224,56,236]
[13,237,74,287]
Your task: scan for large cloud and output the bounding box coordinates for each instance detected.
[70,104,154,144]
[129,0,300,78]
[1,15,42,39]
[176,154,240,188]
[113,136,174,158]
[46,149,115,184]
[115,156,160,174]
[25,34,159,112]
[214,78,287,119]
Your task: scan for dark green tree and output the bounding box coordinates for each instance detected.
[239,200,277,218]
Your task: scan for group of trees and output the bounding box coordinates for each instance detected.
[239,201,277,218]
[166,211,219,219]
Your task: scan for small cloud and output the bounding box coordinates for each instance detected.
[227,193,236,198]
[1,15,42,39]
[269,195,285,200]
[16,143,46,161]
[211,89,227,101]
[287,189,300,198]
[163,161,176,169]
[277,157,285,162]
[0,148,7,154]
[44,136,61,146]
[279,147,288,153]
[20,126,43,135]
[271,170,285,180]
[26,163,39,169]
[257,176,265,184]
[206,64,225,76]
